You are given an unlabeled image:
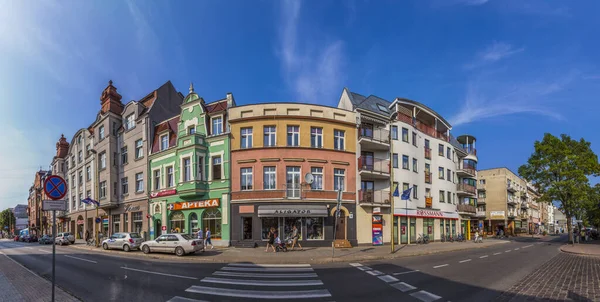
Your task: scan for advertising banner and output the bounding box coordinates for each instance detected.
[372,215,383,246]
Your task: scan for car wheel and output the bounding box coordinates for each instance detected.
[175,247,185,257]
[123,244,130,252]
[103,243,109,250]
[142,245,150,254]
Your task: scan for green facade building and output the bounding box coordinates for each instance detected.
[148,85,235,246]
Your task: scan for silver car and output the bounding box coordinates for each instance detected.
[55,232,74,245]
[141,233,204,257]
[102,232,144,252]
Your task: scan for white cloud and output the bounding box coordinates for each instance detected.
[277,0,345,103]
[465,41,524,69]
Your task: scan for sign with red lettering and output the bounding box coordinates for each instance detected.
[401,225,406,235]
[150,189,177,198]
[428,226,432,234]
[417,209,444,218]
[167,199,220,211]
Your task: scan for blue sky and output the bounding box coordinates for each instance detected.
[1,0,599,210]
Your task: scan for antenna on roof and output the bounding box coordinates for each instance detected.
[189,82,194,94]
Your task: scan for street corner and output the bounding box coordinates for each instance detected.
[559,243,600,257]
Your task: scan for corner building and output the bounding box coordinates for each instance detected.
[229,103,357,247]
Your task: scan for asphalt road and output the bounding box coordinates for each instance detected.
[0,236,565,302]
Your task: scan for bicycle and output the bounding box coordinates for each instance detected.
[417,233,429,244]
[441,233,446,242]
[474,233,483,243]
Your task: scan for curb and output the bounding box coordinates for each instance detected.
[559,245,600,257]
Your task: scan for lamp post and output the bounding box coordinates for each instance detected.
[89,149,101,247]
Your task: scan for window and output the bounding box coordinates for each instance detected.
[130,211,143,234]
[183,158,191,182]
[113,152,118,166]
[263,166,276,190]
[241,168,253,190]
[123,214,128,233]
[478,191,486,198]
[334,130,345,150]
[480,179,486,185]
[447,169,451,182]
[413,185,418,199]
[440,190,445,203]
[77,135,82,145]
[113,215,121,233]
[286,167,301,198]
[403,183,409,192]
[125,114,135,130]
[202,209,222,239]
[121,177,128,195]
[86,144,90,154]
[311,127,323,148]
[287,126,299,146]
[99,181,106,199]
[448,192,452,204]
[438,144,444,156]
[135,173,143,192]
[135,139,143,159]
[412,132,417,146]
[71,174,75,188]
[212,117,223,135]
[160,134,169,151]
[86,166,91,180]
[402,155,409,170]
[240,127,253,149]
[212,156,222,180]
[263,126,276,147]
[447,147,451,159]
[78,171,83,185]
[99,125,105,140]
[189,213,199,235]
[439,167,444,179]
[197,157,204,181]
[334,169,345,191]
[154,170,161,190]
[402,128,409,142]
[121,146,128,165]
[391,126,398,140]
[112,122,118,136]
[188,126,196,135]
[167,166,174,187]
[79,193,83,207]
[392,153,399,168]
[78,150,82,163]
[412,158,418,173]
[311,167,323,190]
[306,217,324,240]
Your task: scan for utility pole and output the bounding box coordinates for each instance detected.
[390,125,395,253]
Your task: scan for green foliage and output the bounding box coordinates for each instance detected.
[0,209,16,231]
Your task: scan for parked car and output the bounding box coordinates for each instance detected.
[55,233,73,245]
[38,235,54,244]
[140,234,203,257]
[61,232,75,244]
[102,232,144,252]
[13,235,19,241]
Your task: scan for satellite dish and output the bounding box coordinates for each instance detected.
[304,173,314,184]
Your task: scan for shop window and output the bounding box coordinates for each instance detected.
[169,211,185,234]
[113,214,120,233]
[123,214,128,233]
[306,217,324,240]
[284,217,303,240]
[202,209,222,239]
[190,213,199,235]
[242,217,253,240]
[261,217,278,240]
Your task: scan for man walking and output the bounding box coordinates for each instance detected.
[291,225,302,251]
[197,228,204,251]
[205,227,214,249]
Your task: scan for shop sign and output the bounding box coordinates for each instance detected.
[124,204,141,212]
[417,209,444,218]
[490,211,505,219]
[274,209,312,215]
[258,205,328,217]
[168,199,220,211]
[373,207,381,214]
[77,220,84,225]
[394,208,459,219]
[150,189,177,198]
[425,197,432,208]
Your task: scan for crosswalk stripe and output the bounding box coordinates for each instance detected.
[357,266,372,271]
[213,271,318,278]
[349,263,362,267]
[166,296,209,302]
[228,263,312,268]
[202,277,323,287]
[390,282,416,292]
[185,285,332,299]
[221,266,314,272]
[410,290,442,302]
[378,275,399,283]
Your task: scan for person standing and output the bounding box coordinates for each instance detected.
[291,225,302,251]
[197,229,204,251]
[265,227,276,253]
[205,227,213,249]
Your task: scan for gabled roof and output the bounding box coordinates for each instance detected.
[344,88,392,116]
[205,99,228,113]
[151,116,179,154]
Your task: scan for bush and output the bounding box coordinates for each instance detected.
[542,231,547,236]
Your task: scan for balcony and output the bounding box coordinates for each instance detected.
[507,211,517,219]
[478,184,486,191]
[424,148,431,160]
[457,204,476,215]
[475,211,486,218]
[359,127,390,150]
[424,172,432,184]
[457,166,476,178]
[521,202,529,209]
[358,156,390,179]
[397,112,413,125]
[477,198,485,205]
[231,189,285,201]
[507,197,518,206]
[456,183,476,196]
[507,183,517,192]
[178,133,206,146]
[358,190,391,207]
[178,181,209,198]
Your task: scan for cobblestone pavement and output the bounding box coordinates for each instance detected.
[0,254,79,302]
[496,252,600,301]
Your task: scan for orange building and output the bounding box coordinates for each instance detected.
[229,103,357,247]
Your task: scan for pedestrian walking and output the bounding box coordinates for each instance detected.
[291,225,302,251]
[197,229,204,251]
[265,227,276,253]
[205,227,213,249]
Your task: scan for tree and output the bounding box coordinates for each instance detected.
[0,209,16,235]
[518,133,600,244]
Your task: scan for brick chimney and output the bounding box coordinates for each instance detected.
[100,80,124,115]
[55,134,69,158]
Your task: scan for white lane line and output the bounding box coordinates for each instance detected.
[167,297,209,302]
[25,247,35,250]
[349,263,362,267]
[64,255,97,264]
[202,277,323,286]
[228,263,311,268]
[493,252,502,255]
[366,270,383,276]
[221,266,313,272]
[213,271,318,278]
[514,248,520,251]
[523,245,533,248]
[121,267,198,280]
[357,266,372,271]
[505,250,511,253]
[37,249,51,253]
[459,259,472,263]
[433,264,449,269]
[186,286,331,299]
[480,255,489,259]
[410,290,442,302]
[378,275,399,283]
[393,270,420,276]
[390,282,417,292]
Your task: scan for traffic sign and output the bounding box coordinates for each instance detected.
[162,226,167,231]
[44,175,67,200]
[42,200,67,211]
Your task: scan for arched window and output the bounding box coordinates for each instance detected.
[169,211,185,233]
[202,209,221,239]
[154,204,161,215]
[190,213,199,235]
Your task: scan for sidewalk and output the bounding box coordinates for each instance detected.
[0,252,79,302]
[560,240,600,257]
[68,238,510,264]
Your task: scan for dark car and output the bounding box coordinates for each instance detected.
[39,235,54,244]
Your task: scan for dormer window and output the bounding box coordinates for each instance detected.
[160,134,169,151]
[125,114,135,131]
[212,117,223,135]
[188,126,196,135]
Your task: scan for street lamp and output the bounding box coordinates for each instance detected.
[88,149,100,247]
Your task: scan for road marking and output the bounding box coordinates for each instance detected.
[505,250,511,253]
[185,286,331,299]
[228,263,311,268]
[202,277,323,286]
[514,248,520,250]
[25,247,35,250]
[213,271,318,278]
[378,275,399,283]
[64,255,97,264]
[357,266,372,271]
[480,255,488,259]
[121,267,198,280]
[523,245,533,248]
[366,270,383,276]
[393,270,420,276]
[37,249,51,253]
[493,252,502,255]
[349,263,362,267]
[390,282,417,292]
[459,259,472,263]
[433,264,449,268]
[167,297,209,302]
[410,290,442,302]
[221,266,313,272]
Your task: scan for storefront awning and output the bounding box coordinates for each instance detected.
[258,205,328,217]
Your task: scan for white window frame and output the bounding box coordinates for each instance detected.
[160,134,169,151]
[263,166,276,190]
[135,173,144,192]
[99,181,107,199]
[86,166,91,181]
[311,127,323,148]
[241,167,253,191]
[125,114,135,130]
[183,157,191,182]
[334,130,345,150]
[135,139,143,159]
[121,177,128,195]
[100,152,106,169]
[334,168,345,191]
[197,156,204,181]
[99,125,105,140]
[167,166,174,188]
[212,116,223,135]
[311,167,323,190]
[263,126,276,147]
[412,158,418,173]
[287,126,299,146]
[153,169,161,191]
[241,127,253,149]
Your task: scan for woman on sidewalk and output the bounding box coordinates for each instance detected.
[205,227,214,249]
[265,227,276,253]
[291,225,302,251]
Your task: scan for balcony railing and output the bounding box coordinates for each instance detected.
[507,211,517,219]
[457,183,476,195]
[507,183,517,192]
[477,198,485,204]
[507,197,518,205]
[457,167,476,177]
[425,172,432,184]
[424,148,431,159]
[359,127,390,145]
[358,156,390,174]
[397,113,413,125]
[521,202,529,209]
[359,190,391,205]
[475,211,486,218]
[398,112,449,142]
[457,204,476,214]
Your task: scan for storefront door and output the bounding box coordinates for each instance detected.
[242,217,252,240]
[400,216,407,244]
[335,211,346,240]
[410,217,416,243]
[155,219,162,239]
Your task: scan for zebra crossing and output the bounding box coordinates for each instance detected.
[167,263,332,301]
